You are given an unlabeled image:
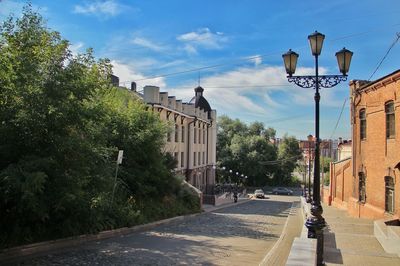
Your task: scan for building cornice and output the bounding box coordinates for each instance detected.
[357,69,400,93]
[150,103,211,124]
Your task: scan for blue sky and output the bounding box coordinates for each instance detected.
[1,0,400,140]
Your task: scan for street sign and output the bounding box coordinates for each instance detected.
[117,150,124,164]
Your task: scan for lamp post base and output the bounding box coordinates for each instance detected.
[305,202,326,266]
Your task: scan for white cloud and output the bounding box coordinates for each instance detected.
[131,37,165,52]
[177,28,228,54]
[73,0,122,18]
[69,42,84,55]
[246,55,262,66]
[167,64,344,121]
[168,65,290,118]
[111,60,166,90]
[0,1,47,19]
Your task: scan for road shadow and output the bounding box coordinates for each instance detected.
[152,200,292,240]
[14,200,295,266]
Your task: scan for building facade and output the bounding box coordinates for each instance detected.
[327,70,400,219]
[143,85,217,191]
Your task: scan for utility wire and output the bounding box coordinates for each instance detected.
[259,154,303,165]
[124,24,400,84]
[368,32,400,81]
[329,98,347,139]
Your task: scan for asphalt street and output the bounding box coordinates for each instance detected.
[16,195,299,266]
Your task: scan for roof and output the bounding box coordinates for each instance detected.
[189,86,212,112]
[357,69,400,91]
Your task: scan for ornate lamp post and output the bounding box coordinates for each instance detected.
[282,31,353,265]
[307,134,314,203]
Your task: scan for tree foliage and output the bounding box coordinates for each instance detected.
[0,6,199,248]
[217,115,302,186]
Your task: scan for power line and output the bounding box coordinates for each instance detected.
[123,24,400,84]
[329,98,347,139]
[368,32,400,81]
[259,154,303,165]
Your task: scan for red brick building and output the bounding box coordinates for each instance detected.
[327,70,400,220]
[324,70,400,219]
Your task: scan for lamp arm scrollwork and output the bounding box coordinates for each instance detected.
[287,75,348,89]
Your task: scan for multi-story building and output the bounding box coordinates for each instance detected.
[299,136,338,162]
[142,85,217,191]
[111,76,217,193]
[327,69,400,219]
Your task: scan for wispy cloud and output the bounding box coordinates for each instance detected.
[131,37,166,52]
[245,55,262,66]
[177,28,228,54]
[69,42,85,55]
[0,0,23,18]
[73,0,124,18]
[0,0,47,19]
[111,60,166,89]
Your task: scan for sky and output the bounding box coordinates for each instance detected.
[1,0,400,140]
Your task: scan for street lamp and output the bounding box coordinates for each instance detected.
[282,31,353,266]
[307,134,313,203]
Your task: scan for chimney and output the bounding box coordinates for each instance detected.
[131,82,136,91]
[339,137,343,144]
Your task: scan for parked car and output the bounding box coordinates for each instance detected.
[272,187,293,195]
[254,189,265,199]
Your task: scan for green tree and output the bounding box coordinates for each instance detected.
[0,6,199,248]
[216,115,278,186]
[276,135,302,185]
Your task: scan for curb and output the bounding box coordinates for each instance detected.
[259,200,299,266]
[0,211,202,264]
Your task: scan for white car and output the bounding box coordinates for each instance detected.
[254,189,265,199]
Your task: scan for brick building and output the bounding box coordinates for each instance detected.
[327,70,400,219]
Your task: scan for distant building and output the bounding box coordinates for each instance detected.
[142,85,217,191]
[299,136,338,162]
[337,139,352,161]
[327,70,400,220]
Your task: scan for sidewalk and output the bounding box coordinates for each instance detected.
[322,203,400,266]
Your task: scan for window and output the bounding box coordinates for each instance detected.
[174,152,178,164]
[385,101,395,138]
[181,125,185,142]
[202,152,205,164]
[203,129,206,144]
[181,152,184,167]
[193,152,196,166]
[194,126,197,143]
[360,109,366,140]
[385,176,395,213]
[174,124,179,142]
[199,128,201,144]
[198,152,201,165]
[359,172,366,203]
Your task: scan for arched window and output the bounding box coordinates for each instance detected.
[385,101,395,139]
[359,109,366,140]
[385,176,395,213]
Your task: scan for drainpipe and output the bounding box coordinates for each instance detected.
[206,122,212,187]
[186,118,197,182]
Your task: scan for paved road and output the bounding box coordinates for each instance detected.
[17,196,299,266]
